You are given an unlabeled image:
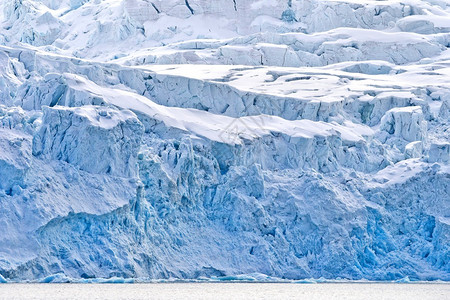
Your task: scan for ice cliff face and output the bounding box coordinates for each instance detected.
[33,106,144,177]
[0,0,449,282]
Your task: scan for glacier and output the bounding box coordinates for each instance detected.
[0,0,449,282]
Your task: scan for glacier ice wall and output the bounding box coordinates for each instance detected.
[33,106,144,177]
[0,0,449,281]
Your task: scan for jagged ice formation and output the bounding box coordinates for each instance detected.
[0,0,449,282]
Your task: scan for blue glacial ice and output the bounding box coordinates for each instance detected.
[0,0,449,282]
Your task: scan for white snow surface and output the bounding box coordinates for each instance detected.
[0,0,449,281]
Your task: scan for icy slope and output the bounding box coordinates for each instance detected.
[0,0,449,281]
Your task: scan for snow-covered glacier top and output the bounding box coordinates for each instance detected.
[0,0,449,282]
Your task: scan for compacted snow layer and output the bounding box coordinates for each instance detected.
[0,0,449,281]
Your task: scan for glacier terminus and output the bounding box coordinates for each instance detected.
[0,0,449,282]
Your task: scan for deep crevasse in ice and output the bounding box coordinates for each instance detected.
[0,0,449,281]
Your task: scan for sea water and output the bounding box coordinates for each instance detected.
[0,283,449,300]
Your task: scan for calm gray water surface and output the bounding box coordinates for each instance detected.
[0,283,449,300]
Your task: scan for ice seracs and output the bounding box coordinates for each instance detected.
[380,106,427,143]
[0,129,31,194]
[33,106,144,177]
[0,0,449,282]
